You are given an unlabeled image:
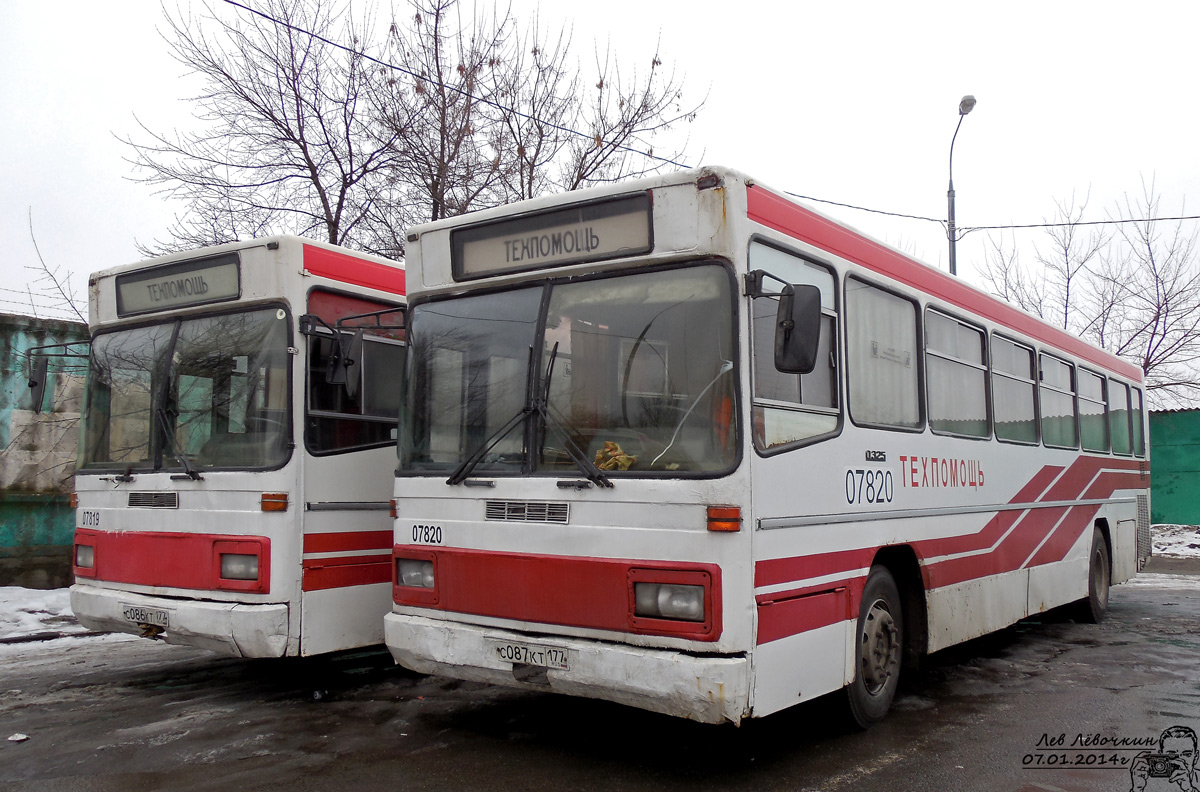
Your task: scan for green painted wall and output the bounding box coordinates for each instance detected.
[0,313,88,588]
[1150,410,1200,525]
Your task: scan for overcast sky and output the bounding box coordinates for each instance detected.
[3,1,1198,322]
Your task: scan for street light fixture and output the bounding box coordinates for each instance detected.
[947,94,976,277]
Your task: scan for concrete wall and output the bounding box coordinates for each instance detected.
[0,313,88,588]
[1149,409,1200,525]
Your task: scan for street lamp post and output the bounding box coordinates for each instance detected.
[947,94,976,277]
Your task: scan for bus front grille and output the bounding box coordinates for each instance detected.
[127,492,180,509]
[485,500,569,524]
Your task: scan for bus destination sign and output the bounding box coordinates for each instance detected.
[451,192,652,280]
[116,253,241,317]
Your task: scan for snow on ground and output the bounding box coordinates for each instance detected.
[0,586,86,640]
[1153,524,1200,557]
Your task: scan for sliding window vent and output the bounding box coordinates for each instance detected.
[127,492,179,509]
[485,500,569,524]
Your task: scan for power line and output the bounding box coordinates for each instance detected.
[222,2,1200,239]
[789,190,1200,235]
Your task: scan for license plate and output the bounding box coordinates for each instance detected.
[489,639,571,670]
[120,603,171,629]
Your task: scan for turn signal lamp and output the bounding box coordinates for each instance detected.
[260,493,288,512]
[69,492,78,508]
[707,505,741,532]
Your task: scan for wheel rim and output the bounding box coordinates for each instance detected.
[860,597,900,696]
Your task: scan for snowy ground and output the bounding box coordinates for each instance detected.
[1151,523,1200,557]
[1,524,1198,643]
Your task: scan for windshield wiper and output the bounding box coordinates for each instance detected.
[156,407,203,481]
[446,343,612,488]
[535,343,612,489]
[445,405,531,486]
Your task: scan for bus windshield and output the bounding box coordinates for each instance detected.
[400,263,737,478]
[80,306,291,472]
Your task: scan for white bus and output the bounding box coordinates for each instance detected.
[69,236,406,657]
[383,166,1151,725]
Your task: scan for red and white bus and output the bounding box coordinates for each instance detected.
[70,236,406,657]
[384,166,1151,725]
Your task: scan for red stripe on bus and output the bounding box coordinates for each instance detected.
[753,463,1065,589]
[303,530,393,554]
[301,557,392,591]
[745,186,1143,382]
[756,586,851,646]
[392,547,723,641]
[752,458,1145,643]
[303,244,406,295]
[72,529,270,594]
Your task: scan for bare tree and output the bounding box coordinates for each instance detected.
[980,179,1200,407]
[125,0,704,258]
[979,192,1108,332]
[1094,181,1200,406]
[124,0,402,256]
[374,0,511,226]
[372,0,704,227]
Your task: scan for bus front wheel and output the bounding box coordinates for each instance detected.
[846,566,903,729]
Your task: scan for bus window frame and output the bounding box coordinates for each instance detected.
[1077,366,1110,453]
[302,286,405,457]
[397,258,744,481]
[990,332,1040,447]
[79,299,295,476]
[746,236,843,457]
[923,306,992,441]
[1038,351,1080,450]
[844,275,926,434]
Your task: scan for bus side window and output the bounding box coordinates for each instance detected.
[1078,369,1109,452]
[846,278,920,430]
[1109,379,1132,455]
[926,311,987,438]
[748,243,839,451]
[992,335,1037,444]
[1131,386,1146,457]
[1039,354,1078,449]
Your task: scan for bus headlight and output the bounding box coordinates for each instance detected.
[634,582,705,622]
[220,553,260,581]
[396,559,435,588]
[75,544,94,569]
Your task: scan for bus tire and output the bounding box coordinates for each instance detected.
[1074,528,1110,624]
[846,566,903,729]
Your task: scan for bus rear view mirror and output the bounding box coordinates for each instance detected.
[774,284,821,374]
[28,354,49,414]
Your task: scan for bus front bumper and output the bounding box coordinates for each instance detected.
[384,612,750,724]
[70,583,289,658]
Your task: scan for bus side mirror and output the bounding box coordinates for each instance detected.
[28,354,49,415]
[774,284,821,374]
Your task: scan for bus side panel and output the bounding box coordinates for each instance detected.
[926,569,1029,653]
[300,444,398,654]
[750,613,850,718]
[300,584,391,656]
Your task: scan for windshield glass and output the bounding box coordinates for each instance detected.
[81,306,291,471]
[400,264,737,477]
